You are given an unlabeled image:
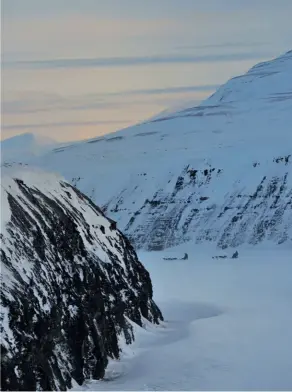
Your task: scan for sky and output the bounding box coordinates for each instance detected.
[1,0,292,142]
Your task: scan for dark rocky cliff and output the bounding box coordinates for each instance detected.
[103,155,292,250]
[0,170,163,391]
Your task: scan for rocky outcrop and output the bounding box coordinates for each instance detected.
[0,169,163,391]
[104,156,292,250]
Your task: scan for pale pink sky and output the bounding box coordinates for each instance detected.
[2,0,292,142]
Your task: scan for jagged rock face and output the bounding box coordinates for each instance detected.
[0,170,163,391]
[104,156,292,250]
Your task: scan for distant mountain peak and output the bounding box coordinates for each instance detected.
[1,132,57,162]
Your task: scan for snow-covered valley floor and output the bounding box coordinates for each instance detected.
[73,246,292,391]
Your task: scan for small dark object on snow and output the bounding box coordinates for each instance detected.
[232,251,239,259]
[163,253,188,261]
[212,255,227,259]
[108,218,117,230]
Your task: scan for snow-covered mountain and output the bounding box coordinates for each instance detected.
[0,168,163,391]
[3,50,292,250]
[1,132,56,162]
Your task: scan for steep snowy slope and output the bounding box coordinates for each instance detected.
[4,50,292,250]
[0,168,162,391]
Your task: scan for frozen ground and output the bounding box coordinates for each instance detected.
[72,245,292,391]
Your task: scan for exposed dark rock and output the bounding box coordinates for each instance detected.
[1,171,163,391]
[111,161,292,251]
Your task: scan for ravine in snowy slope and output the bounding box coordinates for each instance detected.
[0,169,163,391]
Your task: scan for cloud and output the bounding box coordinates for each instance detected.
[117,85,220,96]
[2,85,218,115]
[2,120,129,131]
[2,97,117,114]
[4,0,292,19]
[175,41,268,51]
[1,85,215,141]
[3,52,271,70]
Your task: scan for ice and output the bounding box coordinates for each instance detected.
[72,245,292,391]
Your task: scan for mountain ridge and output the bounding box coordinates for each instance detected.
[2,50,292,250]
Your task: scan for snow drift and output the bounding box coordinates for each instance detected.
[0,168,163,391]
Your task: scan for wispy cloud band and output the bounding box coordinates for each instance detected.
[2,85,218,115]
[2,120,129,131]
[3,51,271,70]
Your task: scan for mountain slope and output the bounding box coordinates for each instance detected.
[1,132,56,162]
[4,50,292,250]
[0,168,163,391]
